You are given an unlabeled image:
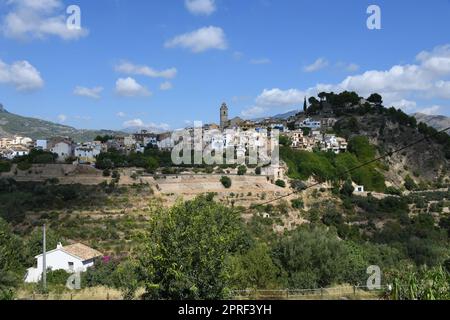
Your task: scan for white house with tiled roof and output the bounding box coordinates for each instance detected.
[24,243,103,283]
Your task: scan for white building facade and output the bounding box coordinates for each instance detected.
[25,243,102,283]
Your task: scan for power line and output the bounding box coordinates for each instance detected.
[243,126,450,211]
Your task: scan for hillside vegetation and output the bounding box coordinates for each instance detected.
[0,105,123,142]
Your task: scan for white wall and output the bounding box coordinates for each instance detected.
[25,249,94,283]
[51,143,72,161]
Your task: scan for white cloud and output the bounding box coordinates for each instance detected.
[115,61,177,79]
[115,77,151,97]
[73,86,103,99]
[416,44,450,75]
[123,118,171,132]
[434,81,450,99]
[1,0,88,40]
[165,26,227,53]
[241,106,267,118]
[304,58,329,72]
[418,105,441,116]
[344,63,360,72]
[159,81,173,91]
[185,0,216,16]
[390,99,417,112]
[116,112,126,118]
[250,44,450,115]
[123,119,144,127]
[241,88,308,118]
[250,58,271,65]
[255,88,307,107]
[57,114,67,122]
[0,59,44,91]
[335,62,360,73]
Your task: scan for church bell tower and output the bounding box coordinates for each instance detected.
[220,103,229,130]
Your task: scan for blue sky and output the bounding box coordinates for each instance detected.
[0,0,449,131]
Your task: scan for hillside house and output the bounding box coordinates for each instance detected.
[296,118,321,130]
[74,142,103,163]
[3,145,30,159]
[321,135,348,154]
[25,243,103,283]
[284,131,305,149]
[49,139,74,162]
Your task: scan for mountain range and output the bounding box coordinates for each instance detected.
[413,113,450,131]
[0,104,124,142]
[1,102,449,142]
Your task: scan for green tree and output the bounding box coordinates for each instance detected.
[367,93,383,105]
[227,243,280,290]
[138,196,246,300]
[272,226,368,288]
[0,218,25,300]
[113,260,140,300]
[340,180,355,197]
[24,228,63,266]
[279,135,293,147]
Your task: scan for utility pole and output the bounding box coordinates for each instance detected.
[42,224,47,292]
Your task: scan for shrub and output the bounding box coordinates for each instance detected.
[237,165,247,176]
[103,169,111,177]
[17,161,32,171]
[0,161,11,173]
[112,170,120,180]
[275,180,286,188]
[220,176,232,189]
[291,198,304,209]
[340,180,355,197]
[404,175,418,191]
[386,186,402,196]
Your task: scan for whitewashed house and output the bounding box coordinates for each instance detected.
[297,118,321,130]
[50,140,73,162]
[4,146,29,159]
[25,243,102,283]
[74,142,102,163]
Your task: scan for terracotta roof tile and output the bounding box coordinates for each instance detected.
[62,243,102,261]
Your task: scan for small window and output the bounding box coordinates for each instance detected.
[68,262,74,270]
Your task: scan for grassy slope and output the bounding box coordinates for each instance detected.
[0,111,124,142]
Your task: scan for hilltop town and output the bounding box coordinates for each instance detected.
[1,91,450,301]
[0,100,350,175]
